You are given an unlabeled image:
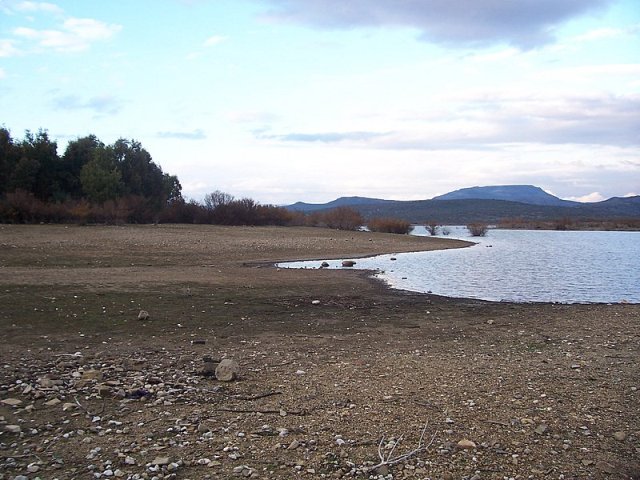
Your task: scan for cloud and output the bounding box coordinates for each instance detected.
[258,130,388,143]
[157,129,207,140]
[259,93,640,151]
[13,17,122,53]
[226,110,280,124]
[566,191,605,202]
[0,39,20,57]
[53,94,124,115]
[14,1,63,14]
[203,35,227,47]
[0,68,5,79]
[262,0,612,48]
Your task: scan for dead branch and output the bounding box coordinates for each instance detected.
[215,407,309,416]
[366,420,436,472]
[232,391,282,401]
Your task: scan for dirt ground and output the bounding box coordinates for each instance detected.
[0,224,638,480]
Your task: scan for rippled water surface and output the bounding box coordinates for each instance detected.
[280,227,640,303]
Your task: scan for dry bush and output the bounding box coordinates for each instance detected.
[425,221,439,235]
[467,222,489,236]
[322,207,364,230]
[368,217,412,234]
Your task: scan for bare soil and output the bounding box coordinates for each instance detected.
[0,224,638,480]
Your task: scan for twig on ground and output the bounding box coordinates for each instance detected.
[366,420,436,472]
[216,407,309,416]
[232,391,282,401]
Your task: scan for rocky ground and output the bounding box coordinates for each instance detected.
[0,224,638,480]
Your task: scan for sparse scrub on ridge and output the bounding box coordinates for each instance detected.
[467,222,489,236]
[368,217,412,234]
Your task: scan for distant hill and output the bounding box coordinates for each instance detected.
[284,186,640,223]
[287,196,392,212]
[432,185,576,207]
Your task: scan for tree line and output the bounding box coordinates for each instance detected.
[0,127,297,225]
[0,126,429,232]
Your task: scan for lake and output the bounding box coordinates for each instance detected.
[279,227,640,304]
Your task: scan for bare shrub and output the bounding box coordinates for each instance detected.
[425,221,439,236]
[467,222,489,236]
[322,207,363,231]
[368,217,412,234]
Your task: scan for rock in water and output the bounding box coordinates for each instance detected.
[215,358,239,381]
[137,310,150,321]
[342,260,356,267]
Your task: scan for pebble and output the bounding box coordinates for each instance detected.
[215,358,240,381]
[613,431,627,441]
[457,439,476,449]
[1,398,22,406]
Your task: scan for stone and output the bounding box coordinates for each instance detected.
[215,358,240,382]
[311,300,321,305]
[137,310,150,321]
[342,260,356,267]
[535,424,548,435]
[320,262,329,268]
[62,402,77,411]
[1,398,22,407]
[457,439,476,449]
[44,398,62,407]
[124,456,136,465]
[613,431,627,441]
[152,456,170,466]
[5,424,22,433]
[375,465,390,475]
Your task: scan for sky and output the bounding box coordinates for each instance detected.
[1,0,639,204]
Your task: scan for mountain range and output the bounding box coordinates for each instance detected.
[286,185,640,224]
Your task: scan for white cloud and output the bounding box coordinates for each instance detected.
[53,93,124,115]
[13,17,122,53]
[263,92,640,150]
[203,35,227,47]
[14,1,63,14]
[624,192,639,197]
[0,39,20,57]
[567,192,605,202]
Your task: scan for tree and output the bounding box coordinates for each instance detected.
[163,174,183,204]
[204,190,234,211]
[20,129,61,200]
[80,148,123,203]
[0,127,20,195]
[9,157,40,192]
[61,135,104,198]
[425,221,439,236]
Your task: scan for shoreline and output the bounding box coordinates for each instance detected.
[0,224,638,479]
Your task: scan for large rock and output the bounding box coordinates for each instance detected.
[215,359,240,382]
[137,310,150,321]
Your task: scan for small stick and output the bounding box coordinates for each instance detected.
[233,391,282,401]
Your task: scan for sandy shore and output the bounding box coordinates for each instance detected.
[0,224,638,479]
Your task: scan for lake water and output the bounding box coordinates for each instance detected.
[279,227,640,304]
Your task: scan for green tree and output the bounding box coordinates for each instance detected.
[20,129,61,200]
[0,127,20,195]
[61,135,104,198]
[9,157,40,192]
[80,148,123,203]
